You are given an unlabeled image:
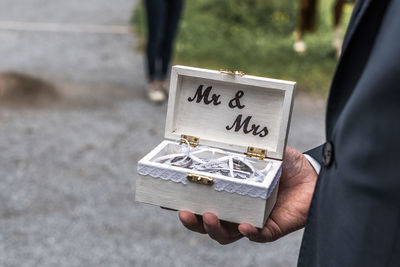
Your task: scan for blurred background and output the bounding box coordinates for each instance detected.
[0,0,352,266]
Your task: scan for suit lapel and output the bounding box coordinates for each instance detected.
[341,0,373,55]
[325,0,375,136]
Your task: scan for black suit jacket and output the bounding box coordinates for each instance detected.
[298,0,400,266]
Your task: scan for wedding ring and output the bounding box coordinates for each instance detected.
[153,141,268,182]
[232,158,252,173]
[170,156,193,168]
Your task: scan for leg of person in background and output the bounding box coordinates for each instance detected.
[332,0,346,58]
[294,0,317,54]
[159,0,184,94]
[144,0,167,103]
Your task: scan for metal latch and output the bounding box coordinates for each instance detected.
[219,69,245,77]
[180,134,199,147]
[246,146,267,160]
[187,173,215,185]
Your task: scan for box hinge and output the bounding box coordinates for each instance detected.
[187,173,215,185]
[246,146,267,160]
[180,134,199,147]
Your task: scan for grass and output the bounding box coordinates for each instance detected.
[132,0,353,96]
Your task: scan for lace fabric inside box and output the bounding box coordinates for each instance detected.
[138,140,282,198]
[136,65,295,227]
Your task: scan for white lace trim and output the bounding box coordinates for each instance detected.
[137,163,281,199]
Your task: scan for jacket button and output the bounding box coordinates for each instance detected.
[323,141,334,167]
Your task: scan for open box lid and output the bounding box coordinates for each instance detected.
[165,65,295,160]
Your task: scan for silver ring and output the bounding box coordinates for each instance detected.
[170,156,193,168]
[233,158,252,173]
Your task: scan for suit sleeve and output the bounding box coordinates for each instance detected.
[299,2,400,266]
[304,145,323,167]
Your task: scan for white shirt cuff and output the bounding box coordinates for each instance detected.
[304,154,321,174]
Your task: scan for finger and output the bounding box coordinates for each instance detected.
[202,213,230,244]
[221,220,242,237]
[237,223,267,242]
[258,218,283,242]
[238,223,259,237]
[239,219,282,243]
[203,213,242,244]
[178,210,206,234]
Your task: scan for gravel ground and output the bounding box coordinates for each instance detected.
[0,1,326,266]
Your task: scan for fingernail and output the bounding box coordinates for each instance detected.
[238,229,248,236]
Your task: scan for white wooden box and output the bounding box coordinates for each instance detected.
[136,66,295,228]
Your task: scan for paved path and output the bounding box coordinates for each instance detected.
[0,1,326,266]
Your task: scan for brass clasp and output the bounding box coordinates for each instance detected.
[219,69,245,77]
[187,173,215,185]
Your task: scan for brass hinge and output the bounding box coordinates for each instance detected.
[219,69,245,77]
[180,134,199,147]
[246,146,267,160]
[187,173,215,185]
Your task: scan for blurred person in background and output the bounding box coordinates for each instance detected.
[144,0,184,103]
[293,0,317,53]
[332,0,356,57]
[294,0,355,57]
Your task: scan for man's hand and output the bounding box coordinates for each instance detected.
[178,146,318,244]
